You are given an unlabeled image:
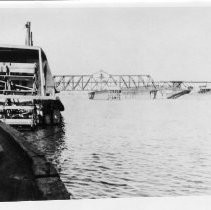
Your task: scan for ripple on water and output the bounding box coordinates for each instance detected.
[24,96,211,198]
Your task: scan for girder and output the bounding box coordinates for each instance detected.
[53,71,211,92]
[53,71,155,91]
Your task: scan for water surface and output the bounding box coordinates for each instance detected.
[24,93,211,199]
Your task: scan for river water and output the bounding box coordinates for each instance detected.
[24,93,211,199]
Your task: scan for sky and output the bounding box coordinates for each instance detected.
[1,6,211,81]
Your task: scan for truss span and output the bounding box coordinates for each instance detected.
[53,71,155,91]
[53,71,211,92]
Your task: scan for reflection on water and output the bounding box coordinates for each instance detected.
[24,123,67,173]
[24,93,211,199]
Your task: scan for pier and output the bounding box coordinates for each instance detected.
[0,122,70,201]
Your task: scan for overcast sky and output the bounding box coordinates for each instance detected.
[0,6,211,81]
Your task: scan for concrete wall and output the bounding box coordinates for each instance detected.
[0,122,70,201]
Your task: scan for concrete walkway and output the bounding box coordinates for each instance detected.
[0,122,70,201]
[0,131,42,201]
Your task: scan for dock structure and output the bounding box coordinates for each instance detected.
[0,121,70,201]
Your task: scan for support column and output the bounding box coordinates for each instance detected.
[38,49,45,96]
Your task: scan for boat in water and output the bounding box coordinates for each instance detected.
[0,22,64,128]
[89,88,121,100]
[88,84,192,100]
[198,85,211,94]
[180,84,211,99]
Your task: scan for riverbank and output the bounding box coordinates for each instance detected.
[0,122,70,201]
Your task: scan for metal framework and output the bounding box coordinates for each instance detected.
[53,71,211,92]
[53,71,155,91]
[154,81,211,90]
[0,62,38,95]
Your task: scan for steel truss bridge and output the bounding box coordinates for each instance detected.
[53,71,211,91]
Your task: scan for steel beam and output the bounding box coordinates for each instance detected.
[53,73,211,92]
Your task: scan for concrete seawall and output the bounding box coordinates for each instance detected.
[0,122,70,201]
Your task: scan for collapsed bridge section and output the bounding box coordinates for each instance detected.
[54,71,211,94]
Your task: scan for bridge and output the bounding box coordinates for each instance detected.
[53,71,155,91]
[53,71,211,91]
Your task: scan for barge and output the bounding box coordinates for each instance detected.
[88,86,191,100]
[88,88,121,100]
[198,85,211,94]
[0,22,64,128]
